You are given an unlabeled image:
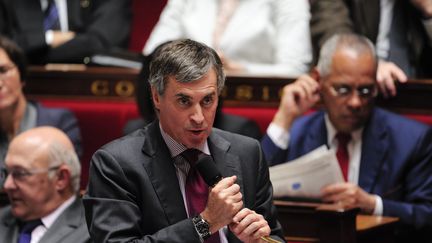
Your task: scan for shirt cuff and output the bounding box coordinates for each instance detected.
[45,30,54,45]
[372,195,383,216]
[266,123,290,149]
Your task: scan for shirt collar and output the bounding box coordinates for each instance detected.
[41,195,76,229]
[159,123,210,158]
[324,114,363,145]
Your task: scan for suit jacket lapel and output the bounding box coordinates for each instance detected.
[208,130,244,196]
[1,208,19,243]
[39,198,84,242]
[141,121,187,224]
[358,109,388,192]
[306,112,328,151]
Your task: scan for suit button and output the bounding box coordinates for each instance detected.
[80,0,90,8]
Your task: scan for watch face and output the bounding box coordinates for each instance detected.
[193,216,211,239]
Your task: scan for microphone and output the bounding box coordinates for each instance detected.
[195,155,281,243]
[195,154,222,187]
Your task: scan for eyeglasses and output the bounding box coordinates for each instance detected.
[0,166,60,186]
[328,84,378,100]
[0,64,16,79]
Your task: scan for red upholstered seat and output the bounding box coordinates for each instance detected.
[40,99,139,188]
[39,99,432,189]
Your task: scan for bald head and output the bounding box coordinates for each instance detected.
[10,126,74,155]
[6,126,81,193]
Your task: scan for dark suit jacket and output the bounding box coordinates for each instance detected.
[7,0,131,64]
[310,0,432,77]
[262,108,432,242]
[83,121,284,242]
[34,101,82,158]
[0,197,90,243]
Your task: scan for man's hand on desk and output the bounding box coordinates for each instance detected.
[321,182,376,214]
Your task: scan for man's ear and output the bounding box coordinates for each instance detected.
[151,87,160,110]
[55,165,71,191]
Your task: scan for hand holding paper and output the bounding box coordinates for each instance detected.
[270,145,344,199]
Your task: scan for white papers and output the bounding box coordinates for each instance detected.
[270,145,344,199]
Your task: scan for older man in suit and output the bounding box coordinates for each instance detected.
[84,39,284,242]
[261,33,432,242]
[0,126,90,243]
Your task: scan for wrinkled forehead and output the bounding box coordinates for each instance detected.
[5,139,49,169]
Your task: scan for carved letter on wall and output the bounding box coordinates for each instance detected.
[90,80,109,96]
[115,80,135,97]
[235,85,253,101]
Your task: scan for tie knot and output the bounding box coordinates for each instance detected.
[181,149,202,166]
[20,219,42,233]
[336,133,351,146]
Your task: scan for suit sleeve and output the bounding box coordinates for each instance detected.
[83,148,202,243]
[261,133,290,166]
[382,127,432,230]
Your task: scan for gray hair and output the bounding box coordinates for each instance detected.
[48,142,81,194]
[317,33,377,77]
[148,39,225,95]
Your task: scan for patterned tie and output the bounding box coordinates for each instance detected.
[18,219,42,243]
[44,0,60,31]
[336,133,351,181]
[182,149,220,243]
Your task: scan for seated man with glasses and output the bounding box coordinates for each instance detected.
[0,36,82,167]
[0,126,90,243]
[261,33,432,242]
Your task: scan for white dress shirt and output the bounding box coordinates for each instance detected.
[30,195,77,243]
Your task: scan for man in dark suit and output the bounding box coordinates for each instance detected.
[0,126,90,243]
[0,36,82,166]
[261,33,432,242]
[5,0,131,64]
[310,0,432,97]
[83,39,284,242]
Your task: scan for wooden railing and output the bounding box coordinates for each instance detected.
[275,200,399,243]
[24,65,432,113]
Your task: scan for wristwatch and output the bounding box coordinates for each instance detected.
[192,215,211,240]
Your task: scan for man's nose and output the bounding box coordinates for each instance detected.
[3,173,16,191]
[190,105,204,124]
[347,92,363,110]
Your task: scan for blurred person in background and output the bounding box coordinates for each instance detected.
[0,36,81,167]
[144,0,312,77]
[3,0,131,64]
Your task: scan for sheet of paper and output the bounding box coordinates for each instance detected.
[270,145,344,199]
